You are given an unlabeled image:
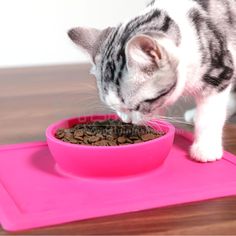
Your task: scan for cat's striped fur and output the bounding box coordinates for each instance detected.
[99,7,181,100]
[99,0,235,95]
[98,21,174,110]
[68,0,236,162]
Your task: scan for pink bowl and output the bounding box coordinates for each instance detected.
[46,114,175,178]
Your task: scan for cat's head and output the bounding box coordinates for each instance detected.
[68,26,180,124]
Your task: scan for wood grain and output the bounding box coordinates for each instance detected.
[0,64,236,235]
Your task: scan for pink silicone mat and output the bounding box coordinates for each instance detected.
[0,131,236,232]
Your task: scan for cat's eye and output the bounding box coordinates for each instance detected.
[143,97,158,104]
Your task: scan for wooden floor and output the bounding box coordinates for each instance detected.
[0,64,236,235]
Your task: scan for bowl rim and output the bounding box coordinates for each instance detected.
[46,114,175,150]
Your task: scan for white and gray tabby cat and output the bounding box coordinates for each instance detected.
[68,0,236,162]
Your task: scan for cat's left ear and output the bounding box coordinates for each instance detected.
[126,34,162,73]
[68,27,114,63]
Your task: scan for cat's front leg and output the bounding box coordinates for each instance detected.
[190,87,231,162]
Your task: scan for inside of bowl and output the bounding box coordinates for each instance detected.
[51,114,119,136]
[51,115,170,137]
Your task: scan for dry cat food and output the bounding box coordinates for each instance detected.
[55,119,165,146]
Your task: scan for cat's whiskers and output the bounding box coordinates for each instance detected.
[144,119,165,133]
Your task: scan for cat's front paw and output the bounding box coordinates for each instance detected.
[190,142,223,163]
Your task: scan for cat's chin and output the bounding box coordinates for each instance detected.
[116,111,147,125]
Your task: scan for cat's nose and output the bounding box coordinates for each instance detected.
[117,111,132,123]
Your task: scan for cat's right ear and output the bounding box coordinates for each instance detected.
[68,27,113,64]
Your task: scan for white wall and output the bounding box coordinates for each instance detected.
[0,0,147,68]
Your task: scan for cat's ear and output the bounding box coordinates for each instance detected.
[126,35,162,72]
[68,27,114,63]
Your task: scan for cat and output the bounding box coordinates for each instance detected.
[68,0,236,163]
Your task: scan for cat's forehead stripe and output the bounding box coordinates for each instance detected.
[192,0,209,11]
[102,26,121,63]
[160,16,172,32]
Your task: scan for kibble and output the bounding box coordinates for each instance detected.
[141,133,158,141]
[74,130,84,138]
[55,119,165,146]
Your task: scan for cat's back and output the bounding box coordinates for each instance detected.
[206,0,236,33]
[151,0,236,37]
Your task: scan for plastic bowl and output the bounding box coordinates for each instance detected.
[46,114,175,178]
